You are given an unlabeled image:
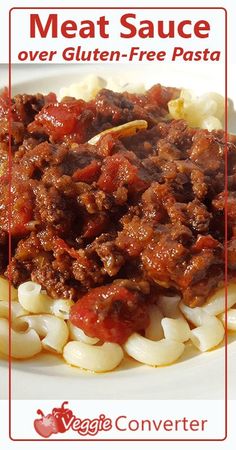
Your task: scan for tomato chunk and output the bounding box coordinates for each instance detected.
[0,88,9,118]
[148,84,179,108]
[44,92,57,104]
[53,237,82,260]
[29,100,87,141]
[72,161,101,183]
[192,235,220,251]
[98,154,147,193]
[0,181,33,236]
[82,213,109,239]
[70,284,149,344]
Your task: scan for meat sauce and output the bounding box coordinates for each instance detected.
[0,83,235,344]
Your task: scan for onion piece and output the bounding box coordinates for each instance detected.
[88,120,148,145]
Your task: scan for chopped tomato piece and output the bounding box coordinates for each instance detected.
[53,238,101,278]
[29,100,87,141]
[30,103,77,139]
[0,88,9,118]
[97,134,116,157]
[82,213,109,239]
[0,181,33,236]
[53,237,81,260]
[192,235,220,251]
[98,154,148,193]
[148,84,179,108]
[44,92,57,104]
[72,161,101,183]
[70,284,149,344]
[0,174,9,185]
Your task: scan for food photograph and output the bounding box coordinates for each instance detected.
[0,62,235,402]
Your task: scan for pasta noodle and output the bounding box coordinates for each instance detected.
[15,315,69,354]
[106,78,145,94]
[0,318,42,359]
[145,305,164,341]
[158,295,191,343]
[179,303,225,351]
[0,276,18,301]
[18,281,73,319]
[63,341,124,372]
[0,300,29,321]
[180,302,207,327]
[59,74,106,102]
[168,89,224,130]
[68,322,99,345]
[219,309,236,331]
[190,316,225,352]
[161,317,190,343]
[201,284,236,316]
[123,333,185,366]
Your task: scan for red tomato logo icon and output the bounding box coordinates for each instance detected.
[34,409,59,438]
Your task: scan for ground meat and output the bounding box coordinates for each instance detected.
[71,250,105,288]
[213,191,236,223]
[97,152,149,195]
[141,230,188,289]
[228,237,236,269]
[189,129,224,173]
[141,225,224,305]
[0,83,235,342]
[31,263,80,300]
[0,230,8,273]
[6,257,32,286]
[0,229,7,245]
[186,199,212,233]
[190,168,208,200]
[0,89,56,149]
[14,232,41,261]
[116,215,154,257]
[91,235,125,276]
[0,177,34,237]
[34,184,76,233]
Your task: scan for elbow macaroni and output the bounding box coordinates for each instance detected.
[0,318,42,359]
[0,301,29,321]
[179,303,225,351]
[15,315,69,354]
[63,341,124,372]
[124,333,185,366]
[158,295,191,343]
[201,284,236,316]
[190,316,225,352]
[18,281,73,319]
[0,275,236,371]
[219,309,236,331]
[161,317,191,343]
[0,276,18,301]
[168,89,224,131]
[68,322,99,345]
[145,305,164,341]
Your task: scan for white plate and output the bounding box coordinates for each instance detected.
[1,63,236,400]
